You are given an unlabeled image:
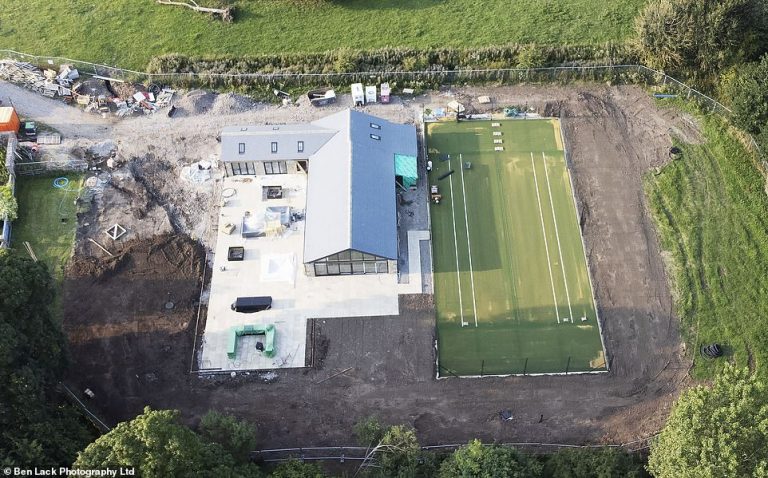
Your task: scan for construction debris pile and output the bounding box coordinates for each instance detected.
[0,59,174,117]
[0,60,74,98]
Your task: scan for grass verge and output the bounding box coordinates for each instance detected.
[12,174,83,287]
[2,0,644,70]
[645,114,768,378]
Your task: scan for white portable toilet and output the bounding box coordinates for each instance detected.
[351,83,365,106]
[380,83,391,103]
[365,85,377,104]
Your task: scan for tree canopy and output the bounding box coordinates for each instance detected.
[0,251,94,467]
[0,184,18,221]
[726,54,768,136]
[647,365,768,477]
[438,440,542,478]
[373,425,423,478]
[268,460,326,478]
[75,407,263,478]
[200,410,258,462]
[542,447,648,478]
[634,0,768,82]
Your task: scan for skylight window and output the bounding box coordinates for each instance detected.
[370,134,381,140]
[370,122,381,129]
[238,143,245,154]
[271,142,278,153]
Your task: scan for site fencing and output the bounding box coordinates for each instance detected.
[1,49,729,116]
[250,435,657,465]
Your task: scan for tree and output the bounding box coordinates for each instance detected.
[0,251,94,467]
[542,448,648,478]
[368,425,423,478]
[200,411,258,462]
[75,407,263,478]
[0,184,17,221]
[155,0,234,22]
[354,416,385,447]
[647,365,768,477]
[634,0,768,82]
[438,439,543,478]
[725,54,768,135]
[269,460,326,478]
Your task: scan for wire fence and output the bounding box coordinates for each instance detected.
[250,434,658,464]
[1,49,730,116]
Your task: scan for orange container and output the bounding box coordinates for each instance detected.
[0,107,20,134]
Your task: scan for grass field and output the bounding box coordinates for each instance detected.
[0,1,645,70]
[12,175,83,285]
[427,119,605,376]
[646,114,768,379]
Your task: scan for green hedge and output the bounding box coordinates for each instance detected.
[145,43,639,94]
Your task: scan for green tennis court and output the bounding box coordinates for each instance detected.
[427,119,606,376]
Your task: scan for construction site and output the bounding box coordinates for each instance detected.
[0,72,699,450]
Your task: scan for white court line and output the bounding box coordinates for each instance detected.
[542,152,574,322]
[458,153,479,328]
[447,158,466,327]
[530,152,560,324]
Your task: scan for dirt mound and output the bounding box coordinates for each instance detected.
[68,234,203,282]
[173,90,217,117]
[211,92,257,115]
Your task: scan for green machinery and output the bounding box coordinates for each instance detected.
[227,324,276,359]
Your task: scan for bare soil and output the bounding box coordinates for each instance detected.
[1,78,695,448]
[63,234,204,415]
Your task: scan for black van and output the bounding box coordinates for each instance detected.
[231,296,272,313]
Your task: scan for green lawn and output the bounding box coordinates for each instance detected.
[0,0,646,70]
[428,119,604,375]
[12,175,83,285]
[646,115,768,379]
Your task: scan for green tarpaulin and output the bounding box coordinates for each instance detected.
[395,154,418,188]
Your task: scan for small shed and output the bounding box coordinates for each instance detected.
[0,107,20,134]
[380,83,391,103]
[351,83,365,106]
[365,85,377,104]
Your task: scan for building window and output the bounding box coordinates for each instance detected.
[311,250,389,275]
[298,141,304,153]
[263,161,288,175]
[370,134,381,140]
[238,143,245,154]
[271,142,278,153]
[370,122,381,129]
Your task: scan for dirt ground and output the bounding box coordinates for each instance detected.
[2,78,695,449]
[63,234,204,413]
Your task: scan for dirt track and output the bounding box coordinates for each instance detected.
[5,80,694,448]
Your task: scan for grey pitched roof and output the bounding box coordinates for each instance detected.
[303,110,417,262]
[218,110,417,264]
[220,124,336,162]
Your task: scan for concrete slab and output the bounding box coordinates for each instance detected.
[200,174,422,371]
